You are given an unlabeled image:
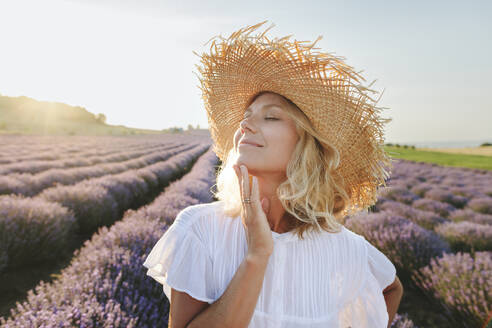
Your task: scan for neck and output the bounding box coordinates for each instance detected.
[255,175,293,233]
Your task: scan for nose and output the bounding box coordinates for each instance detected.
[239,117,256,134]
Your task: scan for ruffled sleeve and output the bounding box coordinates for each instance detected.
[338,236,396,328]
[365,238,396,292]
[142,206,215,304]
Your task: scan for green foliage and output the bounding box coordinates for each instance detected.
[384,145,492,171]
[0,94,166,136]
[0,94,99,124]
[95,113,107,124]
[386,142,415,149]
[164,126,184,133]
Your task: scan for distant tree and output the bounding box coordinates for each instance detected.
[196,123,200,129]
[187,124,194,130]
[169,126,183,133]
[95,113,107,124]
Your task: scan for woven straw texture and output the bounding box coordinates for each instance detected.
[192,20,394,218]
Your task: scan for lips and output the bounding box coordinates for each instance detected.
[240,143,261,148]
[239,140,263,147]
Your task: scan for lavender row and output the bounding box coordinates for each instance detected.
[412,251,491,328]
[0,134,197,164]
[346,211,490,327]
[0,138,164,164]
[0,142,184,175]
[346,158,492,326]
[0,135,171,164]
[0,147,219,327]
[377,200,492,253]
[0,143,197,197]
[0,143,210,274]
[346,211,451,278]
[374,159,492,253]
[0,195,77,274]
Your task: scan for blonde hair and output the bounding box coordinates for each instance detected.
[212,91,352,240]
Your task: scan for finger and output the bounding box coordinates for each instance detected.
[240,165,250,201]
[241,169,251,219]
[248,174,253,193]
[251,176,259,210]
[234,165,247,216]
[234,165,243,198]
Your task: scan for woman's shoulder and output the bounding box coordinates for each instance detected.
[172,201,232,260]
[174,200,222,228]
[177,200,220,217]
[316,224,364,244]
[318,225,367,260]
[171,201,227,243]
[339,225,365,242]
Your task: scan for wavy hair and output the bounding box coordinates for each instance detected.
[212,91,353,240]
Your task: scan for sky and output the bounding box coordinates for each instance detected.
[0,0,490,146]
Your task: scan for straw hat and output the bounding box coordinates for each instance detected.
[192,20,394,218]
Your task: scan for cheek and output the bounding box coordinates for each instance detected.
[268,129,298,159]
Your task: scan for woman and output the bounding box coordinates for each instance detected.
[143,20,403,328]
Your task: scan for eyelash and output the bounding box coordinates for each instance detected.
[242,117,278,121]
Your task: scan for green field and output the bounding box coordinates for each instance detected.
[384,145,492,171]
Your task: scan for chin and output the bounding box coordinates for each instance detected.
[235,157,260,169]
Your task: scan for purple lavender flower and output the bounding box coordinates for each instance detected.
[434,221,492,252]
[0,194,77,273]
[412,198,456,218]
[424,188,468,209]
[449,209,492,226]
[467,197,492,215]
[390,312,420,328]
[378,199,450,231]
[412,251,492,328]
[0,146,219,327]
[346,211,451,274]
[378,186,419,205]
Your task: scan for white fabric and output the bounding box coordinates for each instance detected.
[143,201,396,328]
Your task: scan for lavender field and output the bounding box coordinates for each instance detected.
[0,135,490,327]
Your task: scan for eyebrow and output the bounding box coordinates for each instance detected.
[244,104,282,114]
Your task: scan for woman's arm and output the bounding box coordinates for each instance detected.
[383,276,404,328]
[186,253,270,328]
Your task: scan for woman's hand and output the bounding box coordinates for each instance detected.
[233,164,274,258]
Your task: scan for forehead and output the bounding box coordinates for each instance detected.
[245,93,287,113]
[244,103,282,114]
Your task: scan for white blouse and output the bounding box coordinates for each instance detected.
[143,201,396,328]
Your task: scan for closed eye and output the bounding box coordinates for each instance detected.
[265,117,278,120]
